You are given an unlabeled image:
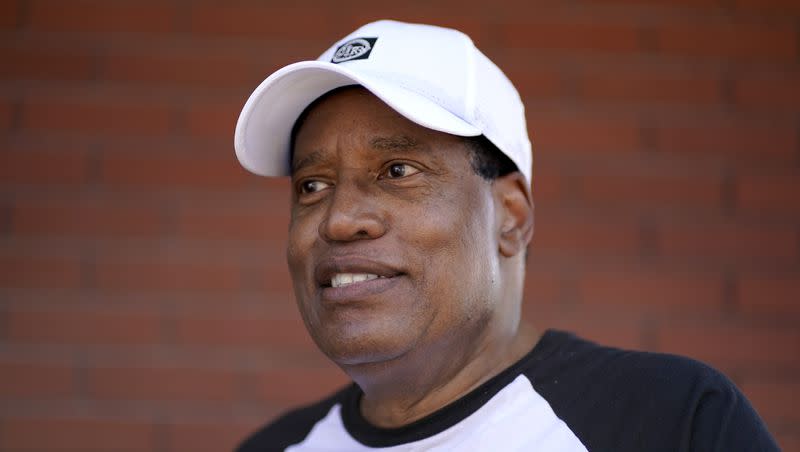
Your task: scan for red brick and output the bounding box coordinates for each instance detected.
[526,307,645,350]
[174,312,314,349]
[29,0,176,33]
[739,275,800,315]
[0,417,155,451]
[656,222,798,261]
[740,381,800,426]
[655,324,800,369]
[185,101,243,139]
[0,46,94,81]
[87,366,238,401]
[100,153,248,191]
[332,3,486,43]
[252,367,350,405]
[0,148,90,186]
[12,198,163,238]
[176,204,289,243]
[0,0,21,28]
[580,72,723,105]
[94,257,242,293]
[523,270,564,306]
[529,115,642,154]
[6,309,162,345]
[776,434,800,452]
[654,123,797,162]
[102,53,252,87]
[500,21,643,54]
[0,362,76,398]
[734,0,800,14]
[587,0,723,7]
[21,98,173,136]
[533,216,641,256]
[655,23,797,61]
[579,270,723,311]
[569,324,645,350]
[530,167,565,204]
[0,255,81,289]
[0,98,13,130]
[501,65,566,102]
[189,5,335,40]
[577,171,723,210]
[734,74,800,110]
[736,173,800,215]
[167,422,256,452]
[260,259,296,295]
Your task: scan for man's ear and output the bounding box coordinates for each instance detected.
[493,172,534,258]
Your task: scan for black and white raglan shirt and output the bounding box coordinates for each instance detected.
[237,330,779,451]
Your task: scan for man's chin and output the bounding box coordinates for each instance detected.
[312,329,414,368]
[303,302,424,366]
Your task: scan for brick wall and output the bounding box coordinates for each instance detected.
[1,0,797,450]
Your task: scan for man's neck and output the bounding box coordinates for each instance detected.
[349,321,540,428]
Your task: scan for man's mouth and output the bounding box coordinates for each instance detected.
[321,270,400,303]
[315,257,404,301]
[331,273,387,288]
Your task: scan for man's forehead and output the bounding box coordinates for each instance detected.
[290,88,461,174]
[289,88,393,168]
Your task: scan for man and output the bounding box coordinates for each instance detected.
[233,20,777,451]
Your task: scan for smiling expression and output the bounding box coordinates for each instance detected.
[286,87,504,367]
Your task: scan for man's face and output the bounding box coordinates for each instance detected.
[287,87,503,366]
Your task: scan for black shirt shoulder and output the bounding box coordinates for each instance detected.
[235,384,354,452]
[526,330,779,452]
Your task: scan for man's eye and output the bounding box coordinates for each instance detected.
[299,180,330,194]
[383,163,420,179]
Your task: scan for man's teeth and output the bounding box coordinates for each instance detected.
[331,273,384,288]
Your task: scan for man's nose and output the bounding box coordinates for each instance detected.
[318,179,386,242]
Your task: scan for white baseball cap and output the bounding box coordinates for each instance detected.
[234,19,532,185]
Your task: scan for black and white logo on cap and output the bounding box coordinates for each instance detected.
[331,37,377,63]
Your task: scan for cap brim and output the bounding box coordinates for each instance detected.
[234,60,482,177]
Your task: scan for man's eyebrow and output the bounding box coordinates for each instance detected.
[370,135,421,152]
[292,136,422,173]
[291,149,324,174]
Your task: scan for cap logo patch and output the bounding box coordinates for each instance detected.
[331,37,377,63]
